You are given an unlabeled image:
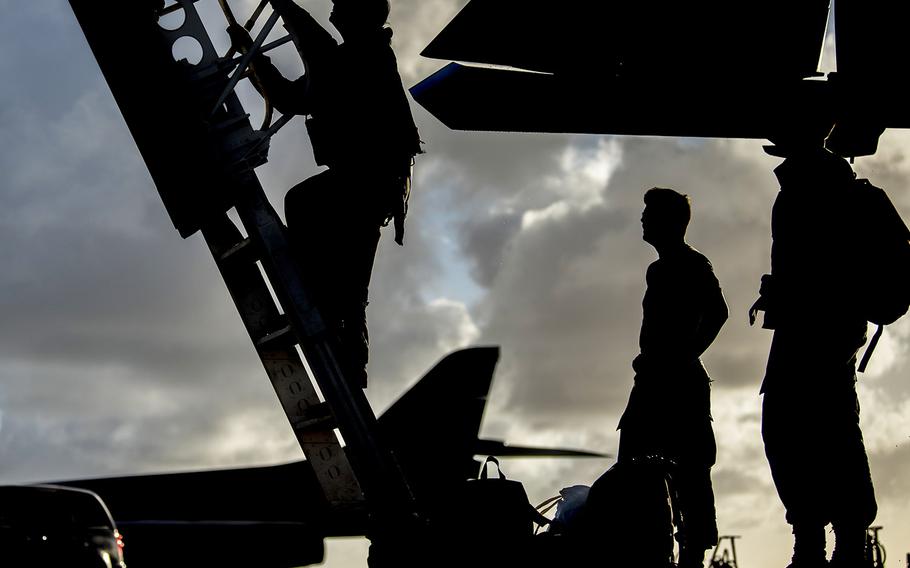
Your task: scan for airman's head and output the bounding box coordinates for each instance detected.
[330,0,390,39]
[642,187,690,247]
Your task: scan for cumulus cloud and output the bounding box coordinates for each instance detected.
[521,139,622,229]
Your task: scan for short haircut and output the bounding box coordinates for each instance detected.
[366,0,390,27]
[644,187,691,232]
[336,0,390,28]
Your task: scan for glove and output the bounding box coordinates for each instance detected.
[748,298,764,326]
[748,273,775,326]
[269,0,297,17]
[226,22,253,52]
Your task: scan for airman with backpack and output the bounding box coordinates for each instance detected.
[751,126,910,568]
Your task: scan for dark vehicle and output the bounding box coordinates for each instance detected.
[0,484,126,567]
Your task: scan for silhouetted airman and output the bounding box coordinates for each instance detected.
[752,129,877,568]
[618,187,729,568]
[229,0,422,388]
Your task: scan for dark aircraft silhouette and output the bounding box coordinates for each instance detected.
[59,347,602,568]
[410,0,910,158]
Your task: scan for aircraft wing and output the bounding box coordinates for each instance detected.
[474,440,607,459]
[421,0,829,80]
[61,461,336,568]
[411,63,830,139]
[412,0,910,154]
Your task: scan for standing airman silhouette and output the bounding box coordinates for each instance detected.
[618,187,729,568]
[752,129,877,568]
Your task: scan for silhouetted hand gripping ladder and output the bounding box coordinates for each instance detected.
[67,0,418,528]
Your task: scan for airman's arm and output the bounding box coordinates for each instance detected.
[252,55,310,115]
[269,0,338,61]
[690,280,729,361]
[673,260,729,366]
[227,24,311,115]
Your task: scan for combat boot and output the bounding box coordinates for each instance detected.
[786,524,828,568]
[829,525,865,568]
[786,558,828,568]
[677,546,707,568]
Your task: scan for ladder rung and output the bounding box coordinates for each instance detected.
[219,237,256,264]
[157,3,183,17]
[256,323,296,348]
[292,402,336,433]
[211,113,252,132]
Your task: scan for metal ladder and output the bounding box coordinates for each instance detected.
[201,203,365,511]
[68,0,417,523]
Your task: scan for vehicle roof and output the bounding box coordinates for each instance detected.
[0,484,116,530]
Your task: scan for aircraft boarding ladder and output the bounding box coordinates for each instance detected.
[68,0,417,528]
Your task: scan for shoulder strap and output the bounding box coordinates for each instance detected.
[858,324,884,373]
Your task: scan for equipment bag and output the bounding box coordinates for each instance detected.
[851,179,910,371]
[459,456,545,542]
[542,485,590,535]
[573,458,676,566]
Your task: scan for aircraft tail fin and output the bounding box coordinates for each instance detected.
[377,346,608,506]
[378,346,499,498]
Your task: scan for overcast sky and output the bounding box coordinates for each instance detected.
[2,1,910,567]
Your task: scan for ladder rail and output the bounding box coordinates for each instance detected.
[201,213,364,508]
[229,178,418,518]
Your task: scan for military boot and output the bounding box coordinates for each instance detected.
[677,546,707,568]
[829,525,865,568]
[786,524,828,568]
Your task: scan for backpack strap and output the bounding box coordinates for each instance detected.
[533,496,560,533]
[858,324,884,373]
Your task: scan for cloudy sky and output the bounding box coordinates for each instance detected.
[2,1,910,566]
